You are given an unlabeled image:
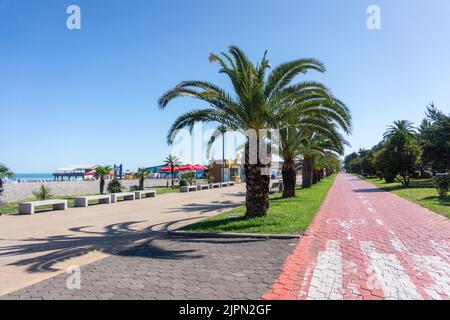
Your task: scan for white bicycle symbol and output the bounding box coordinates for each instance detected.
[326,218,365,229]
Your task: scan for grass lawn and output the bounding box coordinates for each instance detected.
[153,187,180,195]
[366,178,450,219]
[181,174,337,235]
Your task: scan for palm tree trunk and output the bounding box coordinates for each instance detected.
[139,177,144,190]
[302,156,313,188]
[244,140,270,218]
[171,168,174,188]
[100,177,105,194]
[281,160,296,198]
[312,170,318,184]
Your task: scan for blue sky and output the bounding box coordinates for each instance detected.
[1,0,449,172]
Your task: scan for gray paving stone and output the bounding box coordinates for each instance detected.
[2,236,295,300]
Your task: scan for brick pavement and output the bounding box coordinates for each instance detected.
[263,174,450,300]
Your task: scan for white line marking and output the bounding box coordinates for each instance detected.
[307,240,343,300]
[360,241,422,300]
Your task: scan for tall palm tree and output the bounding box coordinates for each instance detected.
[0,164,14,205]
[277,92,351,196]
[300,129,347,188]
[135,168,148,190]
[159,45,331,218]
[164,155,181,189]
[94,166,112,194]
[383,120,416,140]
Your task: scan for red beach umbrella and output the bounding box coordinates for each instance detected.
[192,164,209,171]
[159,165,180,172]
[178,164,195,171]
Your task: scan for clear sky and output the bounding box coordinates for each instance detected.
[1,0,449,172]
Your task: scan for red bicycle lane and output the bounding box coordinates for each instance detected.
[263,174,450,300]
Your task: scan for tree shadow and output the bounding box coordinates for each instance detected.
[163,200,243,214]
[0,219,209,274]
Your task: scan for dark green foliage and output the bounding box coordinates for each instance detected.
[418,104,450,172]
[433,174,449,198]
[32,185,52,200]
[107,178,123,194]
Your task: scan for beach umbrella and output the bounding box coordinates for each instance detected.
[192,164,209,171]
[178,164,195,171]
[159,165,180,172]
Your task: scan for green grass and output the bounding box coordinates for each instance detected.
[366,178,450,218]
[181,175,337,235]
[154,187,180,195]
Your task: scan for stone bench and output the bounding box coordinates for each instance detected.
[180,186,197,192]
[74,195,111,207]
[209,183,221,189]
[196,184,210,190]
[134,190,156,199]
[220,182,230,187]
[19,199,68,215]
[110,192,135,203]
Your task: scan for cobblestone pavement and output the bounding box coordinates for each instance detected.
[2,236,296,300]
[264,174,450,300]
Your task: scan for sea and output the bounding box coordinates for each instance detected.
[8,173,54,182]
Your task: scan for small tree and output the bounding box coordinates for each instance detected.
[135,168,148,190]
[94,166,112,194]
[33,185,52,200]
[433,174,449,198]
[107,178,123,194]
[0,164,14,206]
[164,155,181,189]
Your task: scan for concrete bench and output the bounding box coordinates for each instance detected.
[74,195,111,207]
[110,192,135,203]
[220,182,230,187]
[134,190,156,199]
[209,183,221,189]
[180,186,197,192]
[19,199,68,215]
[270,181,282,194]
[196,184,210,190]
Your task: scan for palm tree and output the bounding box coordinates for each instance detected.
[0,164,14,205]
[135,168,148,190]
[94,166,112,194]
[277,94,351,196]
[159,45,332,218]
[383,120,416,140]
[300,129,347,188]
[0,164,14,190]
[164,155,181,189]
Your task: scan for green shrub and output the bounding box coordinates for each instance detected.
[433,174,449,198]
[32,185,52,200]
[107,178,123,194]
[180,173,194,186]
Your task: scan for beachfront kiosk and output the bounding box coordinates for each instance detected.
[53,165,98,181]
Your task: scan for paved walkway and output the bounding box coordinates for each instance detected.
[0,185,246,296]
[2,236,295,300]
[264,174,450,300]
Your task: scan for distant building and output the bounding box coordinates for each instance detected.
[53,165,98,181]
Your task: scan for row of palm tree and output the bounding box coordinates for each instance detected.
[95,166,149,194]
[159,46,351,218]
